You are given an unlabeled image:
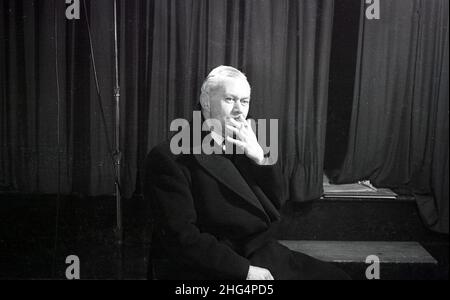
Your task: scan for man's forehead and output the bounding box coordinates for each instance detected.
[216,77,251,95]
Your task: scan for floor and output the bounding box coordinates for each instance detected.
[0,193,448,280]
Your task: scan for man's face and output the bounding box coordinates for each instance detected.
[207,77,251,131]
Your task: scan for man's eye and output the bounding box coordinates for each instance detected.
[241,100,249,105]
[225,98,234,102]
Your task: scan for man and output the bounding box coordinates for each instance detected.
[144,66,349,280]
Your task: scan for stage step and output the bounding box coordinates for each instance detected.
[276,197,445,242]
[279,240,437,264]
[279,240,440,280]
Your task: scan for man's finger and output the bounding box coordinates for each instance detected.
[225,125,243,140]
[227,117,244,128]
[225,124,239,135]
[226,136,245,149]
[238,114,248,126]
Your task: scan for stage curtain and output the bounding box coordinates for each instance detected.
[332,0,449,233]
[0,0,334,202]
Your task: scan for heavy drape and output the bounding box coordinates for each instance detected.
[0,0,334,202]
[333,0,449,233]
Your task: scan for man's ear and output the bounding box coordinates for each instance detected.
[200,93,210,114]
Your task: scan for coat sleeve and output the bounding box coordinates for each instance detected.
[145,146,250,279]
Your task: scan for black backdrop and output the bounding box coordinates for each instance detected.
[0,0,334,202]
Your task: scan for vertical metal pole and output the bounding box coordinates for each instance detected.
[113,0,122,245]
[113,0,123,280]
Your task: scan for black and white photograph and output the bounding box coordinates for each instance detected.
[0,0,448,283]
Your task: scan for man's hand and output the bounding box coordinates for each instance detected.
[246,265,274,280]
[225,115,265,165]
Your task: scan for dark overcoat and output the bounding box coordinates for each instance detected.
[144,132,349,280]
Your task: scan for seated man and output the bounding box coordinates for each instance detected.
[144,66,349,280]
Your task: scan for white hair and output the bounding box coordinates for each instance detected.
[200,65,250,96]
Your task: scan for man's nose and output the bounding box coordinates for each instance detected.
[233,100,243,113]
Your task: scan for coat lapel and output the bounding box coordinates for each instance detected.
[233,156,281,222]
[193,152,271,224]
[189,119,270,223]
